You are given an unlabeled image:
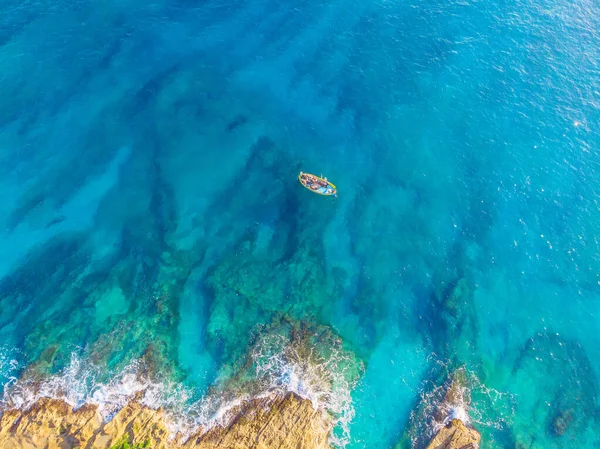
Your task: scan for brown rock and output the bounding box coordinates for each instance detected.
[0,392,331,449]
[425,419,480,449]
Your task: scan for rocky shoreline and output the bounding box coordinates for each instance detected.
[0,392,330,449]
[0,371,480,449]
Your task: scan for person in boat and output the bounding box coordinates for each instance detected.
[300,171,330,190]
[302,172,313,184]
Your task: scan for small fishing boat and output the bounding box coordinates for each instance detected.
[298,171,337,196]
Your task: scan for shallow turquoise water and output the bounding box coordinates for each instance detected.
[0,0,599,447]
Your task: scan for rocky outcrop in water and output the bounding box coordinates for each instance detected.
[424,419,480,449]
[0,392,330,449]
[424,369,480,449]
[398,368,481,449]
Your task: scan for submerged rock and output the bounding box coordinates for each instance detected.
[509,331,597,447]
[0,392,330,449]
[549,408,574,437]
[425,419,480,449]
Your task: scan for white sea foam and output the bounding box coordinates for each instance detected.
[0,347,20,385]
[410,365,515,448]
[250,331,358,448]
[0,334,358,448]
[1,355,186,419]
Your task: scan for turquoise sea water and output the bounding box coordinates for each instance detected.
[0,0,599,447]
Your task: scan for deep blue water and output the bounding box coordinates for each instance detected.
[0,0,599,447]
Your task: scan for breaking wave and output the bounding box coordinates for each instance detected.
[250,330,360,448]
[407,363,515,448]
[0,327,361,448]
